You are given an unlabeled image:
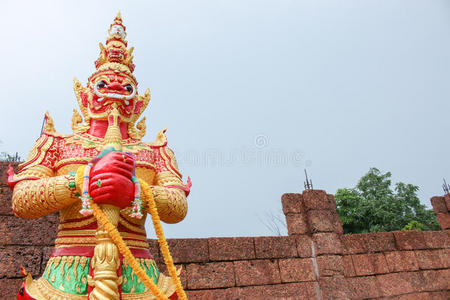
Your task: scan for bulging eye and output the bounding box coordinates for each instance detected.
[96,80,107,89]
[124,84,133,93]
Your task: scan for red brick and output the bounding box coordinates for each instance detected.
[41,246,54,262]
[429,291,449,299]
[307,210,340,233]
[347,276,381,299]
[279,258,316,282]
[147,239,162,262]
[423,231,449,249]
[167,238,208,263]
[281,193,303,214]
[302,190,332,211]
[341,234,368,255]
[422,269,450,291]
[208,237,255,261]
[186,262,234,289]
[342,255,356,277]
[436,213,450,230]
[445,194,450,211]
[0,278,23,300]
[332,213,344,235]
[234,259,280,286]
[352,253,389,276]
[154,258,164,271]
[185,289,216,300]
[327,194,338,211]
[431,196,447,214]
[365,232,396,252]
[385,251,419,272]
[376,272,416,297]
[319,276,353,299]
[0,246,43,278]
[394,230,427,250]
[186,288,237,299]
[295,235,313,258]
[286,213,309,235]
[316,255,344,277]
[236,282,316,299]
[0,186,14,215]
[185,290,210,300]
[415,250,444,270]
[0,214,58,246]
[439,248,450,268]
[398,292,432,300]
[313,232,343,255]
[40,246,54,274]
[404,271,431,293]
[254,236,297,259]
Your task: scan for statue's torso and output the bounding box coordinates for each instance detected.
[31,133,168,298]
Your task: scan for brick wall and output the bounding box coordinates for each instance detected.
[0,162,448,299]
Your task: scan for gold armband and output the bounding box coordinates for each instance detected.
[148,185,187,224]
[12,173,78,219]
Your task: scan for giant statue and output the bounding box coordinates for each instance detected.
[8,13,191,300]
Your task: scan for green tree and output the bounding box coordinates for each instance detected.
[335,168,440,234]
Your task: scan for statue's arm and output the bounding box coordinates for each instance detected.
[148,146,189,224]
[9,134,78,219]
[12,174,78,219]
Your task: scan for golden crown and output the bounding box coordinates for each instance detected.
[89,12,136,83]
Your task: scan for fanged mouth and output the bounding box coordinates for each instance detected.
[109,54,122,59]
[94,84,136,106]
[96,93,131,105]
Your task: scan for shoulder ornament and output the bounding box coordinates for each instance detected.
[42,111,70,138]
[19,134,54,172]
[147,128,168,147]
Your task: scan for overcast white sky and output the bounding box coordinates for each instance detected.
[1,0,449,238]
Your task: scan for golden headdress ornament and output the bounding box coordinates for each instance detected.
[88,11,136,84]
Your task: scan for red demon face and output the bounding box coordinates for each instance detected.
[80,72,143,122]
[107,46,126,63]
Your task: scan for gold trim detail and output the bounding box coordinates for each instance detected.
[55,231,147,242]
[54,157,92,170]
[54,237,148,249]
[19,134,54,171]
[119,217,147,234]
[58,216,96,230]
[72,78,90,134]
[121,271,178,300]
[56,229,97,236]
[14,165,54,180]
[26,277,86,300]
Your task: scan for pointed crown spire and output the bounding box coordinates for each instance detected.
[90,12,136,83]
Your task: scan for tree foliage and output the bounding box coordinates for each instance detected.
[335,168,440,234]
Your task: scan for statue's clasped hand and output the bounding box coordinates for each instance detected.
[88,151,135,209]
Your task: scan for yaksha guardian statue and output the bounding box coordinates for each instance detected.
[8,12,191,300]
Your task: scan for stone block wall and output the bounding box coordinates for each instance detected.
[0,162,60,299]
[0,162,448,299]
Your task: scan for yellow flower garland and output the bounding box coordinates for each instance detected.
[90,202,167,299]
[75,166,187,299]
[139,179,187,300]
